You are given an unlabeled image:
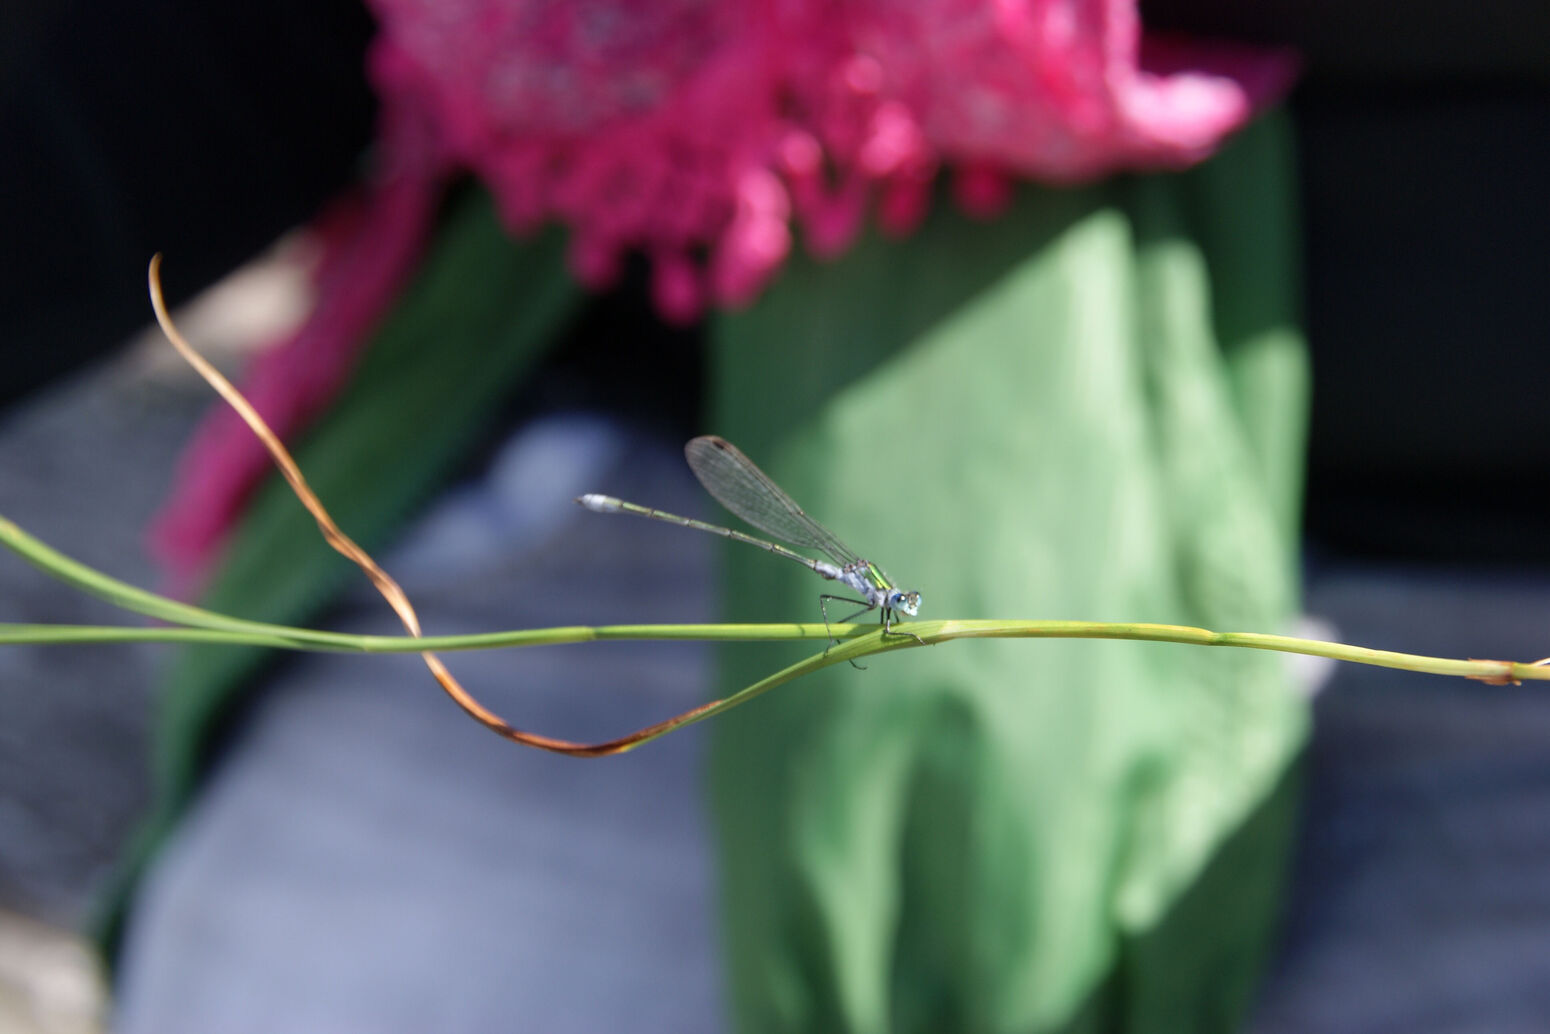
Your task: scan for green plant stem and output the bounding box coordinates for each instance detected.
[0,621,862,650]
[2,515,318,638]
[0,618,1544,684]
[4,516,1546,686]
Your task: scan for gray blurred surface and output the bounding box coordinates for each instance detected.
[0,346,208,923]
[111,418,725,1034]
[1252,566,1550,1032]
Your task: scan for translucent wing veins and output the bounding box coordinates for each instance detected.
[684,436,863,568]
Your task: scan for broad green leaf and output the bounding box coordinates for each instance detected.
[708,115,1306,1034]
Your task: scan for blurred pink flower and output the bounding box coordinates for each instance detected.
[371,0,1293,314]
[152,0,1294,579]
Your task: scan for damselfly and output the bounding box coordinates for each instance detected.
[578,436,922,652]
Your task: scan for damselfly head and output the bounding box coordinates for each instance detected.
[890,589,921,617]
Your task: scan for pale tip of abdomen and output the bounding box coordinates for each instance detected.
[576,493,622,513]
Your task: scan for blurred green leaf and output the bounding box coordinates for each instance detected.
[98,186,579,955]
[708,116,1306,1033]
